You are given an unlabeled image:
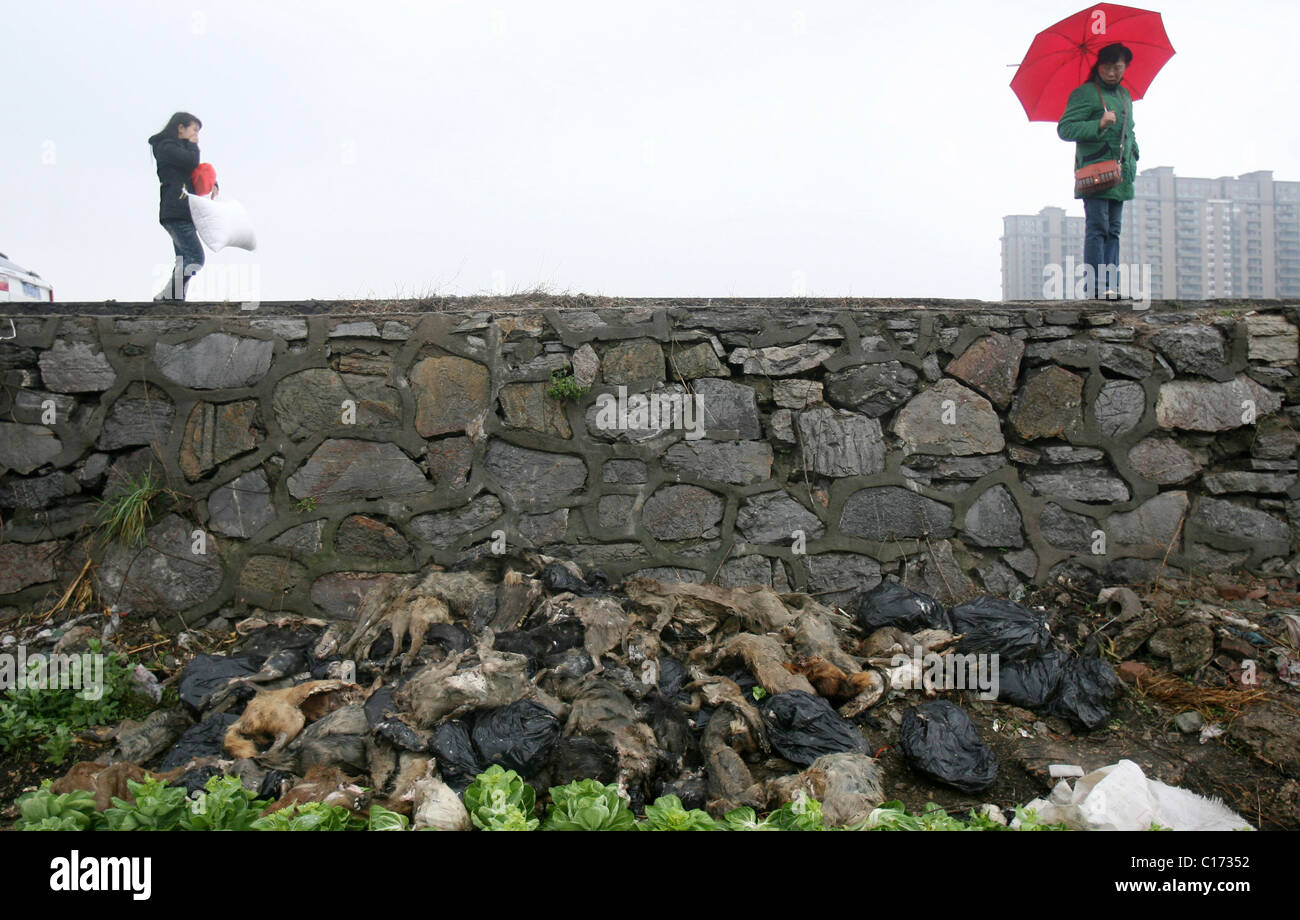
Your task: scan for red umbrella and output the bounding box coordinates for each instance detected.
[1011,3,1175,121]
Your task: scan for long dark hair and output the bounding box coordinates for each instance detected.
[1087,43,1133,84]
[148,111,202,144]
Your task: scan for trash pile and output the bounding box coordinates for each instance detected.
[9,553,1262,830]
[1093,584,1300,692]
[854,581,1124,791]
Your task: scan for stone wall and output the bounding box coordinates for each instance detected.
[2,298,1298,626]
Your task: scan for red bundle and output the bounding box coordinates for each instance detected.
[190,162,218,196]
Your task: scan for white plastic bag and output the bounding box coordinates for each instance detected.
[1019,759,1253,831]
[186,191,257,252]
[410,770,470,831]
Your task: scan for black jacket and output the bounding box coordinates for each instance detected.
[148,133,200,222]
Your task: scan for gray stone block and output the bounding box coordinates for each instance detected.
[155,333,274,389]
[207,469,275,538]
[839,486,953,539]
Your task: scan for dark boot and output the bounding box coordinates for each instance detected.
[180,261,202,301]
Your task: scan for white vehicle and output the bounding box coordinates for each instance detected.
[0,252,53,302]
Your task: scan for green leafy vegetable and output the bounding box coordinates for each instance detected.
[0,640,153,765]
[179,775,272,831]
[249,801,362,831]
[14,781,102,831]
[464,765,539,831]
[543,778,636,831]
[717,806,776,831]
[102,776,189,831]
[1012,806,1069,831]
[640,795,717,831]
[368,804,411,831]
[847,800,1069,831]
[766,791,825,831]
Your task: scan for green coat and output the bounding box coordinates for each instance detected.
[1057,78,1140,201]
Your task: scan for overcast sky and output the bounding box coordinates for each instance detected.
[5,0,1299,303]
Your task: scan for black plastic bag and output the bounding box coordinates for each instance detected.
[368,631,395,660]
[496,620,585,672]
[249,646,309,681]
[758,690,871,766]
[544,736,619,786]
[235,624,320,661]
[528,619,586,655]
[1048,657,1123,730]
[364,685,399,728]
[310,656,345,680]
[169,765,222,795]
[472,700,561,776]
[658,656,691,703]
[997,651,1067,708]
[493,630,548,671]
[857,579,951,633]
[159,712,239,771]
[649,693,699,770]
[542,562,606,597]
[426,622,474,654]
[655,775,708,812]
[949,595,1050,661]
[177,654,262,712]
[898,700,998,792]
[375,718,429,752]
[543,647,594,679]
[373,622,474,663]
[723,666,761,701]
[430,720,483,792]
[258,769,295,801]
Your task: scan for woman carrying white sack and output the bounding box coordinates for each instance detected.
[148,111,205,302]
[147,111,256,302]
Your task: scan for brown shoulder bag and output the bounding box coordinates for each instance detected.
[1074,83,1128,196]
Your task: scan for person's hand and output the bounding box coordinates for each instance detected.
[1099,110,1117,131]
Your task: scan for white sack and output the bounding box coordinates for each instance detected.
[187,192,257,252]
[1018,759,1253,831]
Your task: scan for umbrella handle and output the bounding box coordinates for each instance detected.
[1094,83,1129,160]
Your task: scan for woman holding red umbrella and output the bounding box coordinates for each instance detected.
[1057,43,1140,299]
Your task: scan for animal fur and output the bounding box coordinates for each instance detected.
[785,655,881,703]
[223,680,363,760]
[342,571,489,669]
[263,764,369,815]
[385,594,452,670]
[50,762,186,811]
[380,755,433,814]
[711,633,816,696]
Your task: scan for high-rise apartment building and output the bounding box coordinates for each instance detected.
[1002,169,1300,300]
[1001,206,1085,300]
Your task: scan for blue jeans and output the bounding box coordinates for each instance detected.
[159,219,205,299]
[1083,198,1123,296]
